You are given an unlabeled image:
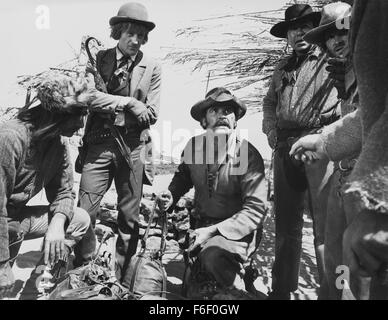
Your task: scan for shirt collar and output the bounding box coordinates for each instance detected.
[281,45,321,71]
[192,130,240,161]
[302,45,322,60]
[225,130,239,160]
[116,46,137,63]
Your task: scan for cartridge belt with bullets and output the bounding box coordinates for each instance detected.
[85,128,113,144]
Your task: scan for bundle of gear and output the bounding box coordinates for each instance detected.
[46,202,171,300]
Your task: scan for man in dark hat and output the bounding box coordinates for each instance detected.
[0,74,93,299]
[262,3,341,299]
[74,2,162,288]
[156,87,268,298]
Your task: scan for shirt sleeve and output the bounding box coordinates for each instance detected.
[85,72,133,114]
[0,131,23,263]
[168,141,194,208]
[321,109,362,161]
[168,161,193,209]
[262,65,281,135]
[85,60,162,126]
[44,139,75,222]
[143,61,162,125]
[216,143,268,240]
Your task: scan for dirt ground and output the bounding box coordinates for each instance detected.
[5,142,319,300]
[8,178,319,300]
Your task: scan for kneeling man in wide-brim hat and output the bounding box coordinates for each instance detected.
[157,88,268,298]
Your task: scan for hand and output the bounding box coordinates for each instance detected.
[289,133,327,164]
[189,226,218,254]
[140,129,151,143]
[137,110,152,127]
[326,57,347,82]
[44,214,67,266]
[343,210,388,280]
[124,98,149,125]
[267,129,277,149]
[156,190,173,212]
[0,261,15,299]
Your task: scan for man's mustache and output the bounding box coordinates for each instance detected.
[215,119,230,128]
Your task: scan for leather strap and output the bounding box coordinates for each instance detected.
[141,202,157,250]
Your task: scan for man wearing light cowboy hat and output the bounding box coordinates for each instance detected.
[304,1,353,101]
[263,3,341,299]
[291,2,356,299]
[303,2,351,59]
[156,88,268,297]
[0,74,94,299]
[74,2,162,288]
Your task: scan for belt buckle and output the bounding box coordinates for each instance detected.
[338,159,356,172]
[338,160,348,172]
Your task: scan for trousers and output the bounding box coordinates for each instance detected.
[8,206,90,263]
[74,137,144,287]
[187,233,257,295]
[271,144,333,294]
[323,169,348,299]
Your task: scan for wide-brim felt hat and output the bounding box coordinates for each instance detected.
[109,2,155,31]
[304,2,351,45]
[270,4,321,38]
[190,87,247,122]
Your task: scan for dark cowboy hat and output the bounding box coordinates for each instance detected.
[303,2,351,45]
[109,2,156,31]
[190,87,247,122]
[270,4,321,38]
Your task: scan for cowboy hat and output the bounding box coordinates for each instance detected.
[190,87,247,122]
[270,4,321,38]
[303,2,351,45]
[109,2,156,31]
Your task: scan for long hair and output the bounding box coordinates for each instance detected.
[110,21,149,43]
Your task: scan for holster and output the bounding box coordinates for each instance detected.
[75,141,88,174]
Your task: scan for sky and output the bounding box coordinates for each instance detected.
[0,0,288,160]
